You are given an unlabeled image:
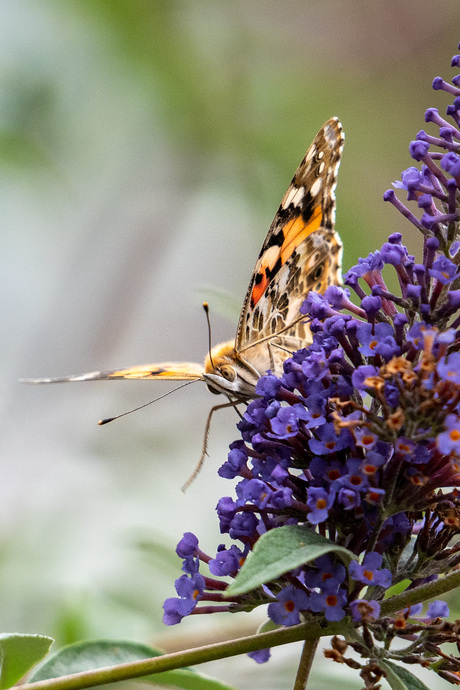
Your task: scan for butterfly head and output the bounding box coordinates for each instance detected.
[203,340,259,399]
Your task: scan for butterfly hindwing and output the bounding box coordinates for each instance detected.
[236,117,344,353]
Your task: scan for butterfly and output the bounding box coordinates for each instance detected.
[25,118,344,486]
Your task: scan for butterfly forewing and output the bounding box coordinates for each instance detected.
[235,117,344,358]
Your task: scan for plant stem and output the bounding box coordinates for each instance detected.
[379,568,460,617]
[293,638,319,690]
[16,571,460,690]
[19,624,345,690]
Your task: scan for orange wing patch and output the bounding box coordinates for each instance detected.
[280,206,322,264]
[250,248,278,308]
[106,363,204,380]
[250,205,323,309]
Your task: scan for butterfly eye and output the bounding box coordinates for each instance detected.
[220,365,236,382]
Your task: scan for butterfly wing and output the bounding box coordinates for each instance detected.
[236,117,344,354]
[23,362,204,383]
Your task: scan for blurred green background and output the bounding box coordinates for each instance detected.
[2,2,459,688]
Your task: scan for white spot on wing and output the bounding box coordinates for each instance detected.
[258,244,280,269]
[310,178,322,197]
[282,185,304,209]
[291,186,304,206]
[282,186,296,209]
[305,145,316,162]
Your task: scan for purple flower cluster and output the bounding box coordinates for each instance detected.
[163,42,460,682]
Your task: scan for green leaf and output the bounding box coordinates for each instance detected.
[383,579,411,598]
[29,639,235,690]
[0,633,54,689]
[226,525,355,596]
[380,660,431,690]
[256,619,279,634]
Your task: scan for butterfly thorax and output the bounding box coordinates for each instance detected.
[203,337,297,399]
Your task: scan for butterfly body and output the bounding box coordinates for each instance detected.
[25,118,344,417]
[204,339,281,398]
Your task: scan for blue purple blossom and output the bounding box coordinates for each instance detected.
[437,414,460,454]
[247,648,271,664]
[163,570,206,625]
[426,601,450,619]
[309,586,348,622]
[267,585,310,626]
[306,486,336,524]
[350,599,381,623]
[349,552,392,588]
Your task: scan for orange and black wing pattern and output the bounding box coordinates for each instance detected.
[236,118,344,353]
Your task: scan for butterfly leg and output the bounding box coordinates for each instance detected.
[181,399,240,492]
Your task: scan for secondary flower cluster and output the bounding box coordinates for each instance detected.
[164,43,460,683]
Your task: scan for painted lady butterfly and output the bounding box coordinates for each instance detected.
[26,118,344,484]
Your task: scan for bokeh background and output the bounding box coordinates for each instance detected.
[2,2,460,688]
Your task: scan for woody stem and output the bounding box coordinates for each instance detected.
[293,637,319,690]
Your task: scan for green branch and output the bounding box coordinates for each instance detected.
[20,623,347,690]
[380,569,460,617]
[16,571,460,690]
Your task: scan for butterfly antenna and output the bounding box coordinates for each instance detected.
[203,302,215,368]
[98,379,199,425]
